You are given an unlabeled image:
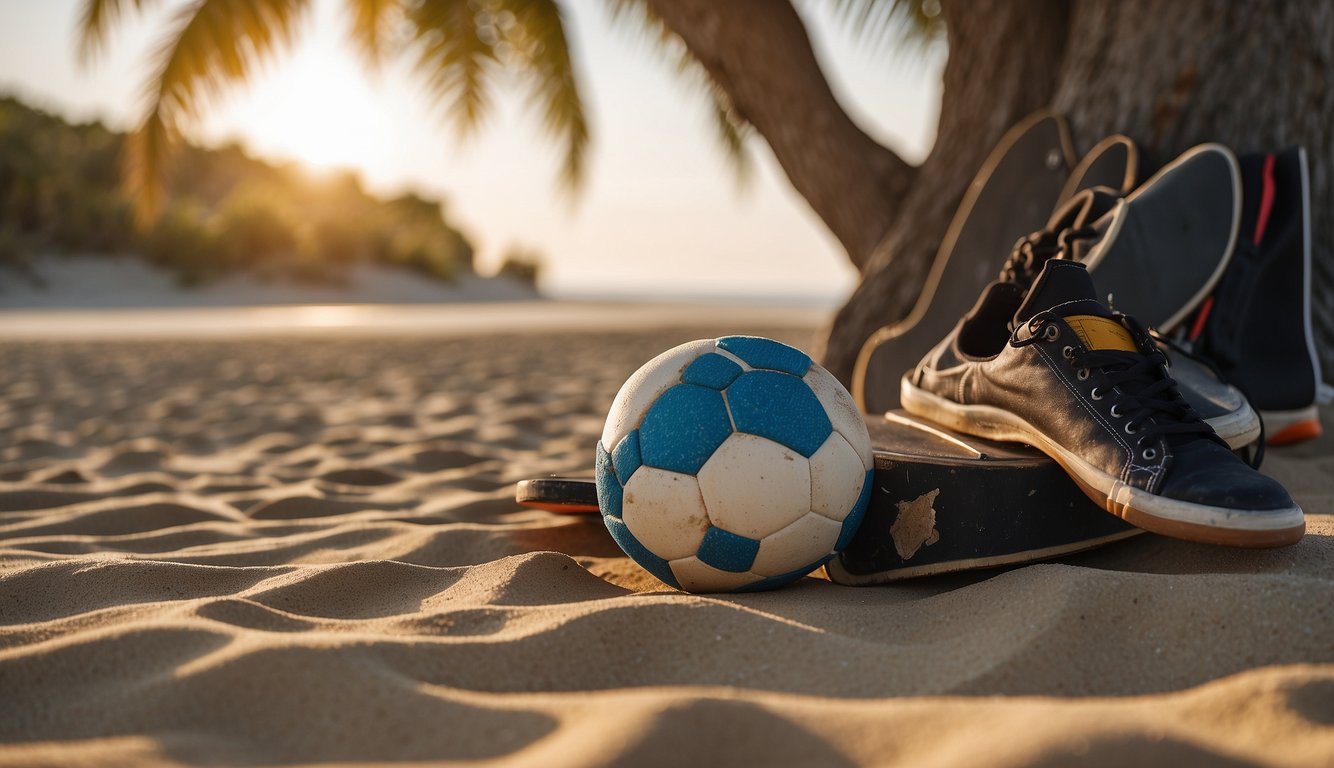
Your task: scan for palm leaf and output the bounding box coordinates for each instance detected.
[603,0,751,181]
[125,0,310,224]
[408,0,500,138]
[345,0,401,66]
[498,0,589,189]
[822,0,944,56]
[77,0,162,65]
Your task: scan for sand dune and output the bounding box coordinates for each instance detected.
[1,325,1331,766]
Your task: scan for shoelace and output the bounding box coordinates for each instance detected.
[999,226,1099,286]
[1067,337,1215,456]
[1154,330,1266,468]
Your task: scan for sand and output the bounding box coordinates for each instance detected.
[1,317,1331,766]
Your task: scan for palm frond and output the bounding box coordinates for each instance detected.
[822,0,944,56]
[602,0,751,181]
[77,0,162,65]
[126,0,311,224]
[408,0,500,138]
[345,0,401,66]
[498,0,589,190]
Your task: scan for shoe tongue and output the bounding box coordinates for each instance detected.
[1015,261,1138,352]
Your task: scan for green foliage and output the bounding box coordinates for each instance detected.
[497,245,542,286]
[80,0,589,222]
[0,95,476,287]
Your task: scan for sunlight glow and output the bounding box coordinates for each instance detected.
[202,32,394,177]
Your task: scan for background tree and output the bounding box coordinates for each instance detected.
[84,0,1334,386]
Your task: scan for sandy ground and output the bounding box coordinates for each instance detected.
[1,318,1331,767]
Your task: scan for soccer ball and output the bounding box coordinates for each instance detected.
[596,336,874,592]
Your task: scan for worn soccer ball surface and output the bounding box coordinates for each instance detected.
[596,336,874,592]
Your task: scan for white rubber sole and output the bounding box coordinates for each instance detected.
[1204,398,1262,450]
[901,378,1304,548]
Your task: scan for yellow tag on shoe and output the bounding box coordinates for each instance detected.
[1064,315,1137,352]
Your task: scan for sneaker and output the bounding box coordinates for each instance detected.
[1187,147,1323,445]
[901,259,1304,548]
[998,188,1262,451]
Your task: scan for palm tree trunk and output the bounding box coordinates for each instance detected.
[645,0,916,269]
[654,0,1333,387]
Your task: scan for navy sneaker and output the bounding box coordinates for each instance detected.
[996,188,1261,451]
[901,260,1303,548]
[1187,147,1324,445]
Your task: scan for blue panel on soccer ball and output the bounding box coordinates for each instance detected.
[716,336,812,376]
[835,469,875,551]
[681,353,743,390]
[604,515,679,588]
[612,430,642,485]
[638,384,733,475]
[726,370,832,457]
[734,556,832,592]
[595,441,623,519]
[696,526,760,573]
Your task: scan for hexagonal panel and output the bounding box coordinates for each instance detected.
[602,515,679,589]
[695,525,761,573]
[808,432,869,522]
[749,513,842,577]
[697,433,810,539]
[668,555,760,593]
[595,440,623,519]
[716,336,812,376]
[681,352,744,390]
[725,370,832,457]
[803,365,873,468]
[638,383,734,475]
[622,467,711,561]
[601,339,717,452]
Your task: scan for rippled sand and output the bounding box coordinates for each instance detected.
[1,325,1331,766]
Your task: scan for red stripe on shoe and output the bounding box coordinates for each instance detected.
[1254,153,1276,244]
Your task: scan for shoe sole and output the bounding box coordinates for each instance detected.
[1262,405,1323,446]
[1204,396,1262,449]
[901,378,1305,548]
[1083,144,1241,332]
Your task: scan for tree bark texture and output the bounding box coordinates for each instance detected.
[1052,0,1334,389]
[645,0,916,269]
[656,0,1334,389]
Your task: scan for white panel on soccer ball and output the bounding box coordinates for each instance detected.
[601,339,718,451]
[808,432,868,522]
[621,467,711,561]
[696,433,811,539]
[803,365,873,468]
[669,555,760,593]
[751,513,842,577]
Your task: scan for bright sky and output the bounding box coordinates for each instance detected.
[0,0,944,302]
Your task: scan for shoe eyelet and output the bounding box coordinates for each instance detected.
[1110,404,1123,418]
[1090,387,1103,401]
[1142,448,1157,460]
[1125,421,1138,435]
[1062,345,1074,359]
[1043,324,1060,341]
[1076,368,1090,381]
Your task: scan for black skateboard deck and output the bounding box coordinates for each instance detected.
[516,412,1140,584]
[853,110,1075,416]
[826,412,1140,584]
[1083,143,1240,332]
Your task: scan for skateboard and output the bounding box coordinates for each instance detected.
[516,411,1142,584]
[853,110,1076,416]
[1081,144,1241,332]
[1056,134,1140,206]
